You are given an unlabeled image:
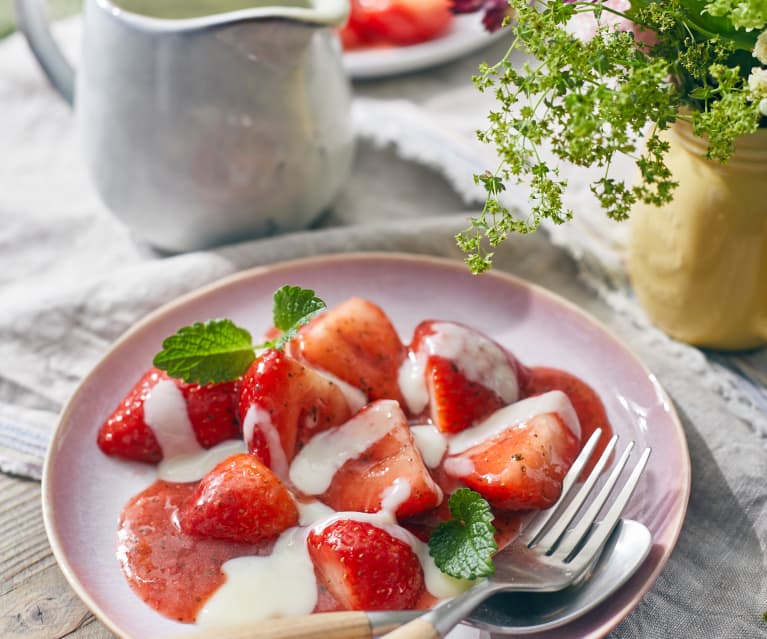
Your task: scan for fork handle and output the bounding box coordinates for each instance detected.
[166,610,421,639]
[378,618,438,639]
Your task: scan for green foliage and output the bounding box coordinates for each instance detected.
[428,488,498,579]
[153,319,256,385]
[153,285,326,383]
[459,0,763,273]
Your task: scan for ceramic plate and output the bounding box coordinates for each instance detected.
[43,253,690,639]
[343,15,508,79]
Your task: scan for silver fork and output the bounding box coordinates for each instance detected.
[381,428,651,639]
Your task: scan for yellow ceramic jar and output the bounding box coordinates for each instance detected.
[628,120,767,350]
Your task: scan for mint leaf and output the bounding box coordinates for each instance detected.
[153,319,255,384]
[428,488,497,580]
[152,285,327,384]
[270,285,326,349]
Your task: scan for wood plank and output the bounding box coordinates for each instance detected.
[0,474,112,638]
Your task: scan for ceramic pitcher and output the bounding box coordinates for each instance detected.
[16,0,354,251]
[628,121,767,350]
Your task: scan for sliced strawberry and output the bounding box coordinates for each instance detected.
[406,320,526,428]
[307,519,423,610]
[97,369,241,464]
[98,369,164,463]
[523,367,612,475]
[317,400,443,518]
[288,297,407,405]
[443,391,580,510]
[180,379,241,448]
[238,349,353,475]
[426,355,506,434]
[180,453,299,543]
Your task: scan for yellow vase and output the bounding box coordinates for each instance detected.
[627,121,767,350]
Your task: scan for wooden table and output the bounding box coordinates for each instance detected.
[0,473,109,638]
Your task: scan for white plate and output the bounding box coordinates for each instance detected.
[343,15,509,79]
[43,253,690,638]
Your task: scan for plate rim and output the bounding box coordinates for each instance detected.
[342,14,509,79]
[41,251,691,639]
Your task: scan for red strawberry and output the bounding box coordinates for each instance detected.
[97,369,241,463]
[307,519,424,610]
[238,349,353,476]
[180,453,299,543]
[319,400,443,518]
[426,355,506,434]
[409,321,526,432]
[287,298,407,405]
[523,367,611,476]
[443,392,580,510]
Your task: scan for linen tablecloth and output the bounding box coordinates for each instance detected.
[1,17,765,639]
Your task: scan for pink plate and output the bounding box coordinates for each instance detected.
[43,253,690,639]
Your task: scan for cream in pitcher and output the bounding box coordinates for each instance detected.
[16,0,354,251]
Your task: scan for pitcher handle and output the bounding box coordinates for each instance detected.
[15,0,75,104]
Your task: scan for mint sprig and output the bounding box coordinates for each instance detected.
[152,285,326,384]
[270,285,326,350]
[428,488,497,580]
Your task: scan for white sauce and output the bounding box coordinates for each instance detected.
[295,499,337,526]
[398,322,520,416]
[313,368,368,413]
[398,352,430,415]
[381,478,412,513]
[410,424,448,468]
[242,404,289,480]
[448,390,581,456]
[143,379,205,458]
[196,527,317,627]
[442,456,475,478]
[289,400,401,495]
[157,440,247,483]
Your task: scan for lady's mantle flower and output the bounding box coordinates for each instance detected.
[747,66,767,98]
[567,0,657,47]
[754,29,767,64]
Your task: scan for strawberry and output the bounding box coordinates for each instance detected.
[179,453,299,543]
[319,400,443,518]
[287,297,407,405]
[238,349,353,474]
[339,0,453,49]
[408,321,526,431]
[426,355,506,434]
[523,367,611,476]
[443,393,581,510]
[307,519,423,610]
[97,368,240,463]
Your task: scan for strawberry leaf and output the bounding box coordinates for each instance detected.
[428,488,497,579]
[153,319,256,384]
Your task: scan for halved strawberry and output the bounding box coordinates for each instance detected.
[238,349,353,476]
[426,355,506,434]
[97,369,241,463]
[406,320,525,430]
[316,400,443,518]
[179,453,299,543]
[287,298,407,405]
[307,519,423,610]
[443,391,581,510]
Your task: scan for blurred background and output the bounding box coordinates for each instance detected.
[0,0,80,37]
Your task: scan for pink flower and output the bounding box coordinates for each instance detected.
[568,0,657,47]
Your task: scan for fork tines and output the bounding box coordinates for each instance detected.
[520,427,651,568]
